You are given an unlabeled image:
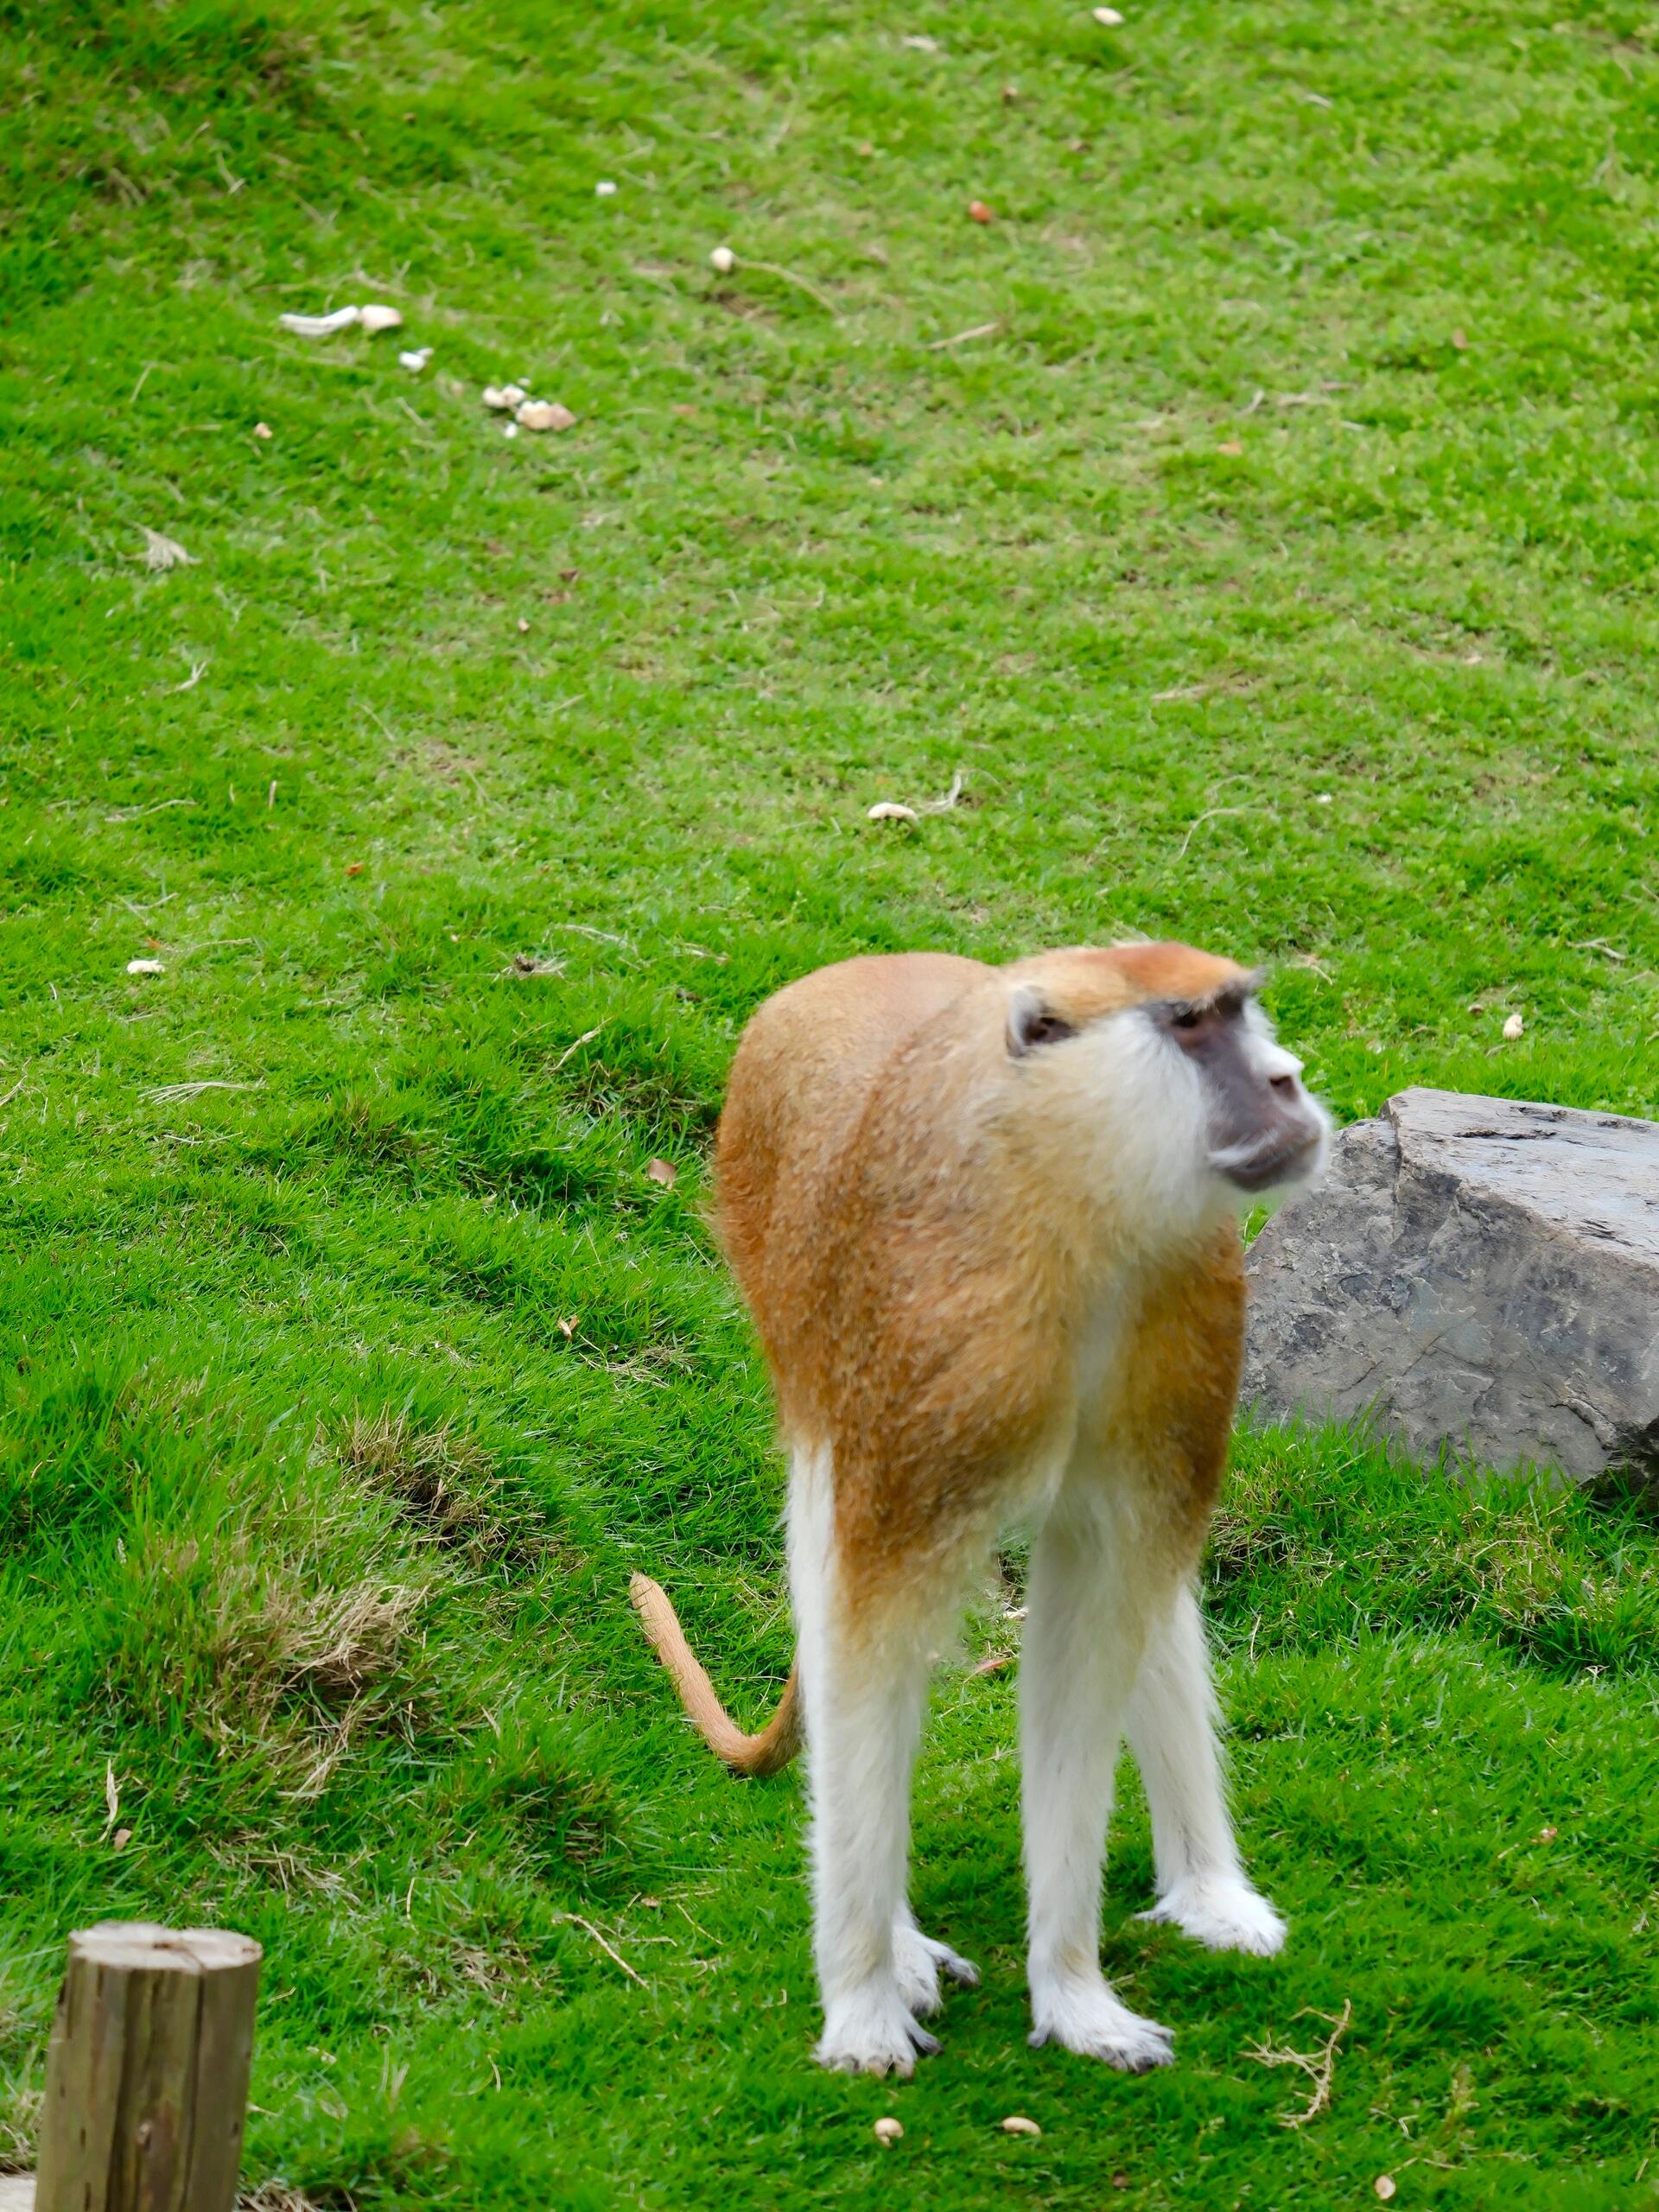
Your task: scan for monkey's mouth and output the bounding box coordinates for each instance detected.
[1209,1125,1325,1193]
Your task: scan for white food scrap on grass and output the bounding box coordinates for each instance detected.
[874,2118,903,2145]
[902,33,940,50]
[253,421,273,439]
[1375,2181,1396,2204]
[277,302,401,339]
[483,384,526,411]
[1000,2115,1041,2138]
[139,526,194,571]
[596,179,618,196]
[1502,1012,1525,1041]
[1093,5,1125,21]
[645,1158,678,1188]
[709,245,736,274]
[126,958,165,976]
[278,304,361,336]
[517,399,576,433]
[867,802,920,824]
[399,347,433,372]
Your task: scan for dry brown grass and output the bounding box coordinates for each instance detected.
[336,1410,541,1566]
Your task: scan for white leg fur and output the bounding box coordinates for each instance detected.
[1125,1582,1286,1957]
[788,1446,955,2075]
[1020,1484,1174,2071]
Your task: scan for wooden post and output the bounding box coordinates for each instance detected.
[35,1923,261,2212]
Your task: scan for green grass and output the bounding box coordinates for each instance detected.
[4,0,1659,2202]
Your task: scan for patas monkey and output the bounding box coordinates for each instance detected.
[632,943,1330,2076]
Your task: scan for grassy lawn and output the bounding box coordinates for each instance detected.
[5,0,1659,2202]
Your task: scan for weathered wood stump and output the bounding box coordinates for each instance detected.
[35,1923,260,2212]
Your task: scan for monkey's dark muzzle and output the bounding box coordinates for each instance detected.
[1211,1114,1325,1193]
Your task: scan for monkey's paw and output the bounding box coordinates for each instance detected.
[1139,1878,1287,1958]
[817,1980,942,2077]
[1027,1974,1174,2072]
[893,1921,980,2016]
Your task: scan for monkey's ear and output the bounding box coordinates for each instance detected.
[1007,986,1077,1058]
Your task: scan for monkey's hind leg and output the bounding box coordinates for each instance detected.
[1020,1483,1175,2072]
[1126,1580,1286,1957]
[788,1446,969,2075]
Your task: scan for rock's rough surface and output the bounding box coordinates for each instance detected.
[1242,1088,1659,1484]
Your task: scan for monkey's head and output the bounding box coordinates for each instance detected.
[999,942,1331,1238]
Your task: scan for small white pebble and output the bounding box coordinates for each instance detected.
[709,245,736,275]
[126,958,164,976]
[595,179,618,196]
[1092,4,1125,21]
[1001,2114,1042,2137]
[874,2117,903,2145]
[398,346,432,372]
[1502,1012,1525,1041]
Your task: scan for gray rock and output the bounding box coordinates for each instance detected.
[1242,1087,1659,1484]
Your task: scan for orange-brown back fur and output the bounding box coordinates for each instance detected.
[715,947,1249,1611]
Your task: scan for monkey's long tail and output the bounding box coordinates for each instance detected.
[629,1572,802,1777]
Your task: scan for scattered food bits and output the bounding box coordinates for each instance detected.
[1502,1013,1525,1041]
[483,385,527,412]
[1093,4,1126,20]
[902,32,940,50]
[595,179,618,196]
[874,2117,904,2145]
[968,199,995,224]
[1217,438,1244,455]
[1001,2115,1041,2138]
[399,346,433,372]
[278,305,360,337]
[503,423,518,439]
[111,1828,132,1850]
[709,245,736,275]
[1315,792,1332,804]
[139,527,194,571]
[126,958,164,976]
[1451,328,1469,350]
[1537,1823,1558,1840]
[517,399,576,433]
[556,1316,577,1338]
[252,421,272,439]
[868,802,920,824]
[1112,2177,1130,2192]
[1001,84,1020,103]
[1375,2180,1397,2203]
[517,617,530,632]
[358,302,404,334]
[646,1158,678,1188]
[345,861,365,876]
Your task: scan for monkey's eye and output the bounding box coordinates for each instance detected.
[1171,1007,1205,1033]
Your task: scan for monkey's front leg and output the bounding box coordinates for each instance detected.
[1020,1488,1175,2071]
[1127,1580,1287,1957]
